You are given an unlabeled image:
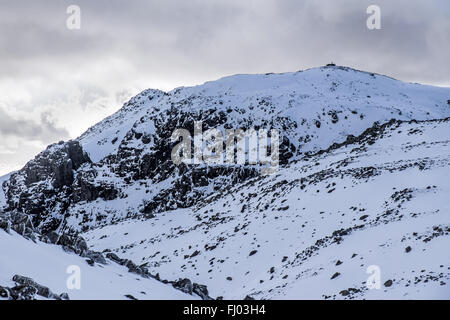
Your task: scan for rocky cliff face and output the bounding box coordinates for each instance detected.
[3,141,95,234]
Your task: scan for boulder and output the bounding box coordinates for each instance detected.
[193,283,212,300]
[0,216,10,233]
[11,285,38,300]
[46,231,60,244]
[12,275,51,298]
[0,286,10,299]
[60,292,70,300]
[172,278,193,294]
[11,274,68,300]
[83,250,107,265]
[106,252,127,265]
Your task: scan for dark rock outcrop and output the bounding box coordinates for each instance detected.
[3,140,91,234]
[0,275,70,300]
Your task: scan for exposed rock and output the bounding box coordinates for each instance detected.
[12,275,52,298]
[172,278,193,294]
[339,290,349,296]
[193,283,212,300]
[60,292,70,300]
[168,278,213,300]
[125,260,144,275]
[5,275,69,300]
[0,286,11,299]
[4,140,92,234]
[331,272,340,280]
[9,285,38,300]
[83,250,107,265]
[106,252,127,265]
[58,233,89,255]
[0,214,10,233]
[46,231,60,244]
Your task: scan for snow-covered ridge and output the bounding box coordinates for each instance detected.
[77,66,450,166]
[78,88,166,163]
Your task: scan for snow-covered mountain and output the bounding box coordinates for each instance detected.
[1,65,450,299]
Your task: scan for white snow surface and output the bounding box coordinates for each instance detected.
[0,229,196,300]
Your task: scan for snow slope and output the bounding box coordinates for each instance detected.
[0,229,197,300]
[84,118,450,299]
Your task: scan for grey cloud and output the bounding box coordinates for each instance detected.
[0,107,69,143]
[1,0,449,83]
[0,0,449,174]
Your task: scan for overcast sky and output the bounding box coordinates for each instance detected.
[0,0,449,175]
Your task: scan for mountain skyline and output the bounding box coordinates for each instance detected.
[1,0,450,175]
